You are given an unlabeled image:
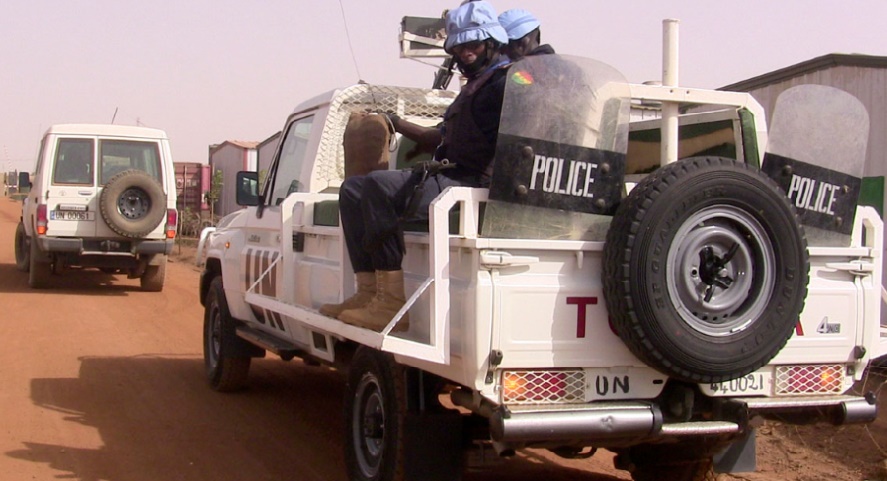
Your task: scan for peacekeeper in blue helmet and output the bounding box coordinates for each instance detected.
[320,1,510,331]
[498,8,555,61]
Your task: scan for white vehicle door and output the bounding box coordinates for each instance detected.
[94,138,167,238]
[240,112,321,342]
[46,137,98,238]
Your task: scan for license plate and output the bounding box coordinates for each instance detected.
[50,210,95,221]
[701,371,772,397]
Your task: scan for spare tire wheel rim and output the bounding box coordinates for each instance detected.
[117,187,151,220]
[666,205,775,337]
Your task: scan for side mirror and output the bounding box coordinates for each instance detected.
[18,172,31,190]
[235,171,259,206]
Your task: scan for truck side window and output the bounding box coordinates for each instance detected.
[53,138,94,185]
[268,115,315,206]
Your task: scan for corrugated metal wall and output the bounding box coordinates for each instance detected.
[174,162,205,215]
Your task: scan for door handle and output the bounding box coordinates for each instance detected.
[480,250,539,267]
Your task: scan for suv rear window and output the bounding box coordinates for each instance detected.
[100,140,162,185]
[53,139,95,185]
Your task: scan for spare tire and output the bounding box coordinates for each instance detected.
[603,157,808,384]
[100,169,167,238]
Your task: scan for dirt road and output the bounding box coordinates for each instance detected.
[2,195,886,481]
[0,197,633,480]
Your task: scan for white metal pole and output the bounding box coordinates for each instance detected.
[662,19,680,165]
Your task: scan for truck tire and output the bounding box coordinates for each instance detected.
[344,347,406,481]
[15,222,30,272]
[140,255,167,292]
[603,157,808,384]
[618,443,716,481]
[203,276,251,391]
[28,238,52,288]
[100,169,167,238]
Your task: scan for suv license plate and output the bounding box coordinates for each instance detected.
[50,210,95,221]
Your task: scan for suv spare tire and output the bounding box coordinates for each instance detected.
[100,169,167,238]
[603,156,809,384]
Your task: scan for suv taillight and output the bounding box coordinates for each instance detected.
[166,209,177,239]
[36,204,48,235]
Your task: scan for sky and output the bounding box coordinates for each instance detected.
[1,0,886,172]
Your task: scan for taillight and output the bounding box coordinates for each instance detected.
[776,365,844,395]
[36,204,48,235]
[166,209,177,239]
[502,370,568,403]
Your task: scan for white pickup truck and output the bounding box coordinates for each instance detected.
[196,49,885,481]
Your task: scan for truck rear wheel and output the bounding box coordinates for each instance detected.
[344,347,407,481]
[603,157,808,383]
[28,238,52,288]
[617,444,715,481]
[14,222,30,272]
[204,276,251,391]
[140,255,167,292]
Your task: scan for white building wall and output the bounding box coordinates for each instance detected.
[210,144,255,217]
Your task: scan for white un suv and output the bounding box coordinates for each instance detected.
[14,124,178,291]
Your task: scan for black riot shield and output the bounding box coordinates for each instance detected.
[481,55,630,240]
[761,85,869,246]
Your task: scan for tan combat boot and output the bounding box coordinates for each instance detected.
[319,271,376,318]
[338,270,409,332]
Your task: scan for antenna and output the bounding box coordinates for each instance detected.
[111,107,119,124]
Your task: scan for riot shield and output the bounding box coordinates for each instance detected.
[481,55,631,240]
[762,85,869,246]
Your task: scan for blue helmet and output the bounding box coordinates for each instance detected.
[498,9,540,41]
[444,1,508,54]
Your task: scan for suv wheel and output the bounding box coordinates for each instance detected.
[14,222,30,272]
[100,169,167,238]
[28,239,53,289]
[140,255,167,292]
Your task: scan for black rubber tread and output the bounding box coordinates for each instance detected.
[14,222,30,272]
[344,347,407,481]
[28,237,52,288]
[203,276,251,391]
[140,255,167,292]
[620,443,717,481]
[100,169,167,238]
[603,156,809,383]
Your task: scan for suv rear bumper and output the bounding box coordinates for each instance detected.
[38,237,173,256]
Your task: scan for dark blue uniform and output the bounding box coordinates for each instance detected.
[340,58,509,272]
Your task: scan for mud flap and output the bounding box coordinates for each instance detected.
[714,428,756,474]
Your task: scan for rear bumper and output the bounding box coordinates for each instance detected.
[37,236,173,256]
[489,394,877,444]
